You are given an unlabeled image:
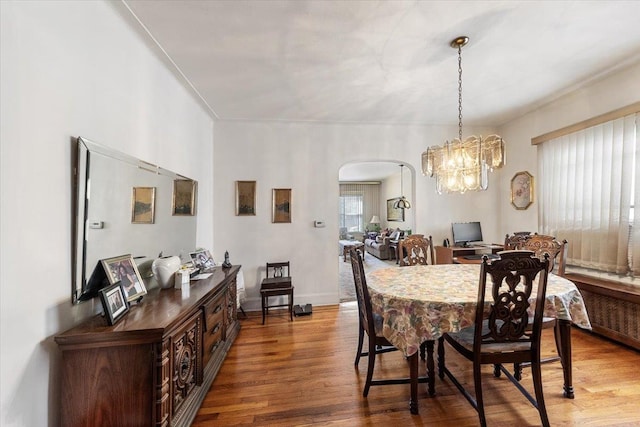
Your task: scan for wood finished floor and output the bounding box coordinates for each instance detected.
[193,303,640,426]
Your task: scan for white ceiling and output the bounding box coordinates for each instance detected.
[121,1,640,181]
[124,0,640,128]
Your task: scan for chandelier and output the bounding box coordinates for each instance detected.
[393,164,411,209]
[421,36,505,194]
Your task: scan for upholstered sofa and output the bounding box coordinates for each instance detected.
[364,229,404,260]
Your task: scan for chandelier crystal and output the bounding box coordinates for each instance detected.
[421,36,505,194]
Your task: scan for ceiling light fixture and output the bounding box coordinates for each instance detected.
[421,36,505,194]
[393,164,411,209]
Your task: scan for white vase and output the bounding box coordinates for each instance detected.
[152,255,181,289]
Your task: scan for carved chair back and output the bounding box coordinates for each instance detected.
[519,234,568,276]
[266,261,290,278]
[399,235,435,266]
[349,248,375,338]
[476,250,550,350]
[504,231,533,250]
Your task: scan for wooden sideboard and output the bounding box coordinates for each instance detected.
[434,244,503,264]
[55,265,240,427]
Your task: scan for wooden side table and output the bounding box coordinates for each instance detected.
[389,239,400,264]
[340,240,365,262]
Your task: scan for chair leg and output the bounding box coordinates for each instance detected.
[553,322,563,362]
[531,359,551,427]
[261,295,267,325]
[288,291,294,321]
[437,337,445,379]
[513,362,522,380]
[363,338,376,397]
[474,361,487,427]
[355,319,364,367]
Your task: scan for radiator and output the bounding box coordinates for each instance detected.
[567,273,640,351]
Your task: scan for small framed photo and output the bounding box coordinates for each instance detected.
[190,249,215,271]
[511,171,534,210]
[172,179,197,216]
[236,181,256,215]
[387,198,404,222]
[101,254,147,302]
[272,188,291,223]
[131,187,156,224]
[99,282,129,326]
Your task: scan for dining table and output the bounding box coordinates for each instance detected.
[367,263,592,414]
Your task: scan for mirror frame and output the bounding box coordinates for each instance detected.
[72,137,196,304]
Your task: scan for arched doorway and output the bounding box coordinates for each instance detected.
[337,161,415,301]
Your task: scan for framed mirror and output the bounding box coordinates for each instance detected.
[72,137,197,304]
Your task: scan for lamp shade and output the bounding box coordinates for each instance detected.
[370,215,380,224]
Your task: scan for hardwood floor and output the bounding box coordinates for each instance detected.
[194,303,640,426]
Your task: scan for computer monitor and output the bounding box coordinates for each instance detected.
[451,221,483,247]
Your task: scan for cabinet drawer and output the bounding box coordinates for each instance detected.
[203,318,224,366]
[203,292,225,332]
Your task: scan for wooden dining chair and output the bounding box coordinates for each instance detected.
[398,234,435,266]
[520,233,568,277]
[438,250,552,427]
[509,233,569,378]
[260,261,294,324]
[504,231,532,250]
[349,247,434,413]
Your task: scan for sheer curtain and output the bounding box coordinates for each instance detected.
[339,183,380,233]
[538,113,638,275]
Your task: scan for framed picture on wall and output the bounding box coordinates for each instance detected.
[101,254,147,302]
[236,181,257,215]
[131,187,155,224]
[272,188,291,223]
[172,179,197,216]
[510,171,534,210]
[387,197,404,222]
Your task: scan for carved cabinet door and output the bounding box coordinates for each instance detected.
[169,311,203,418]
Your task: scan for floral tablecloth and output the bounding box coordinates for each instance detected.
[367,264,592,356]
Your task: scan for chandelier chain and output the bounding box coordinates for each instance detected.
[457,44,463,141]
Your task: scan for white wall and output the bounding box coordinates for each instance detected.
[498,62,640,235]
[0,2,214,426]
[213,121,503,310]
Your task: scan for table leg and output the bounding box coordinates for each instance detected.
[557,319,574,398]
[425,340,435,396]
[409,352,419,414]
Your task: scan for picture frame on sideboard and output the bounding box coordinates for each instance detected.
[101,254,147,302]
[99,282,129,326]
